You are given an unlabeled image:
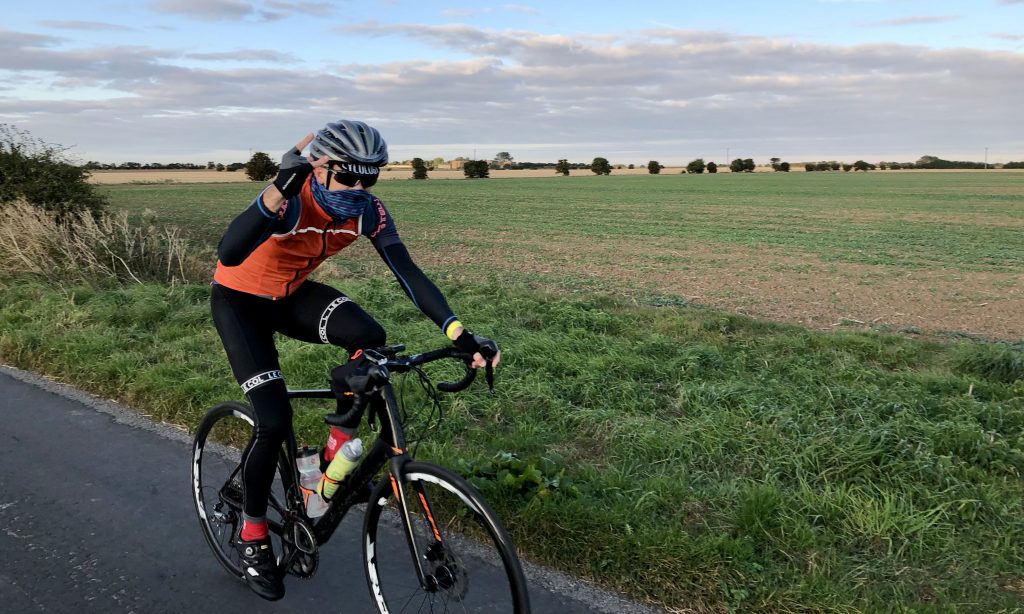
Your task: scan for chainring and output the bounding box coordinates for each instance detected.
[280,517,319,579]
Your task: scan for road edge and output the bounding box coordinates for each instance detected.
[0,363,670,614]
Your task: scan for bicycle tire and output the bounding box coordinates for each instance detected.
[191,401,292,580]
[363,461,530,613]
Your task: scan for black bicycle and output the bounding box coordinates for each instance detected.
[190,344,530,612]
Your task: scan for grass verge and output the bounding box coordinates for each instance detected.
[1,274,1021,612]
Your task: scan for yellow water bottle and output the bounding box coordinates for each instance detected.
[318,438,363,500]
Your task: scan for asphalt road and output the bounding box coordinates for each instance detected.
[0,366,664,614]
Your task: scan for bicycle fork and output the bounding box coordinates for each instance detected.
[389,454,448,592]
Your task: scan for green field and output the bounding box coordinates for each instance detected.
[103,172,1024,270]
[102,171,1024,340]
[1,172,1022,612]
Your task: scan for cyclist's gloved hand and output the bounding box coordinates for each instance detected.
[330,351,386,396]
[272,134,326,199]
[452,330,500,369]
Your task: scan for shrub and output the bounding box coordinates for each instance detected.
[411,157,428,180]
[707,161,718,173]
[647,160,661,174]
[554,159,570,176]
[0,202,209,286]
[686,158,706,174]
[590,157,612,175]
[463,160,490,178]
[245,152,277,182]
[0,124,108,221]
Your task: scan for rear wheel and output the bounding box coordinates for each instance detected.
[363,462,530,613]
[191,401,295,579]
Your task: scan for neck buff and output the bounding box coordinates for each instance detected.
[309,175,374,222]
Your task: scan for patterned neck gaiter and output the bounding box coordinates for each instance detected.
[309,175,374,222]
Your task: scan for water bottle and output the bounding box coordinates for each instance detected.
[323,426,356,464]
[296,447,329,518]
[318,438,363,501]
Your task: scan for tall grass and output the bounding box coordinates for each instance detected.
[0,202,210,285]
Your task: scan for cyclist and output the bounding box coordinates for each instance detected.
[210,120,499,601]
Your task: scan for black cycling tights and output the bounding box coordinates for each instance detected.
[210,281,385,519]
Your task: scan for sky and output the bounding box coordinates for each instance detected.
[1,0,1022,166]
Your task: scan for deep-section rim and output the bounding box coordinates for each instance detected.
[362,460,530,613]
[191,400,256,580]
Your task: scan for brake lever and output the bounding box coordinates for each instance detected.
[485,363,495,395]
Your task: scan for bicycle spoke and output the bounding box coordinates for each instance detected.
[192,401,294,580]
[363,463,528,613]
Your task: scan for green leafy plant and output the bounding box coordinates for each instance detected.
[458,452,580,500]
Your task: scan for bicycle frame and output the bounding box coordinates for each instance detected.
[280,380,444,589]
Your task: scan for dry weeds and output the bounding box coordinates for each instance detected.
[0,203,209,284]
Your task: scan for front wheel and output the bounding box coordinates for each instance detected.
[363,462,530,613]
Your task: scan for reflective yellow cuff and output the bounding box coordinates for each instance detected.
[445,320,464,340]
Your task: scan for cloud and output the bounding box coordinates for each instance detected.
[1,23,1021,163]
[991,32,1024,41]
[146,0,307,21]
[502,4,540,14]
[440,8,479,19]
[1000,0,1024,4]
[264,0,334,16]
[149,0,257,20]
[328,23,1022,158]
[37,20,135,32]
[0,29,64,49]
[438,5,539,20]
[185,49,301,63]
[860,15,960,27]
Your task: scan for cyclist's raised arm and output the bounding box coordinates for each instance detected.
[216,191,291,266]
[219,133,328,266]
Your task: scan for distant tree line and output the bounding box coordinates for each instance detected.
[77,151,1021,175]
[913,155,985,170]
[83,160,246,171]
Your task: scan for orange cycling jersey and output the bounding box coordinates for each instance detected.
[215,179,366,298]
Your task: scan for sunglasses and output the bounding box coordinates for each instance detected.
[325,166,378,188]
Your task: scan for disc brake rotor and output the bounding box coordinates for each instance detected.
[426,542,468,600]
